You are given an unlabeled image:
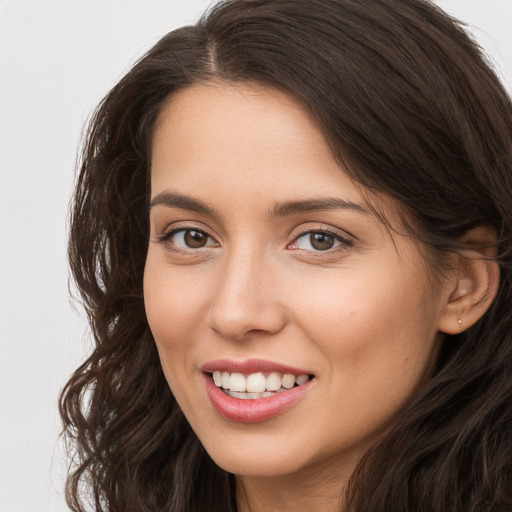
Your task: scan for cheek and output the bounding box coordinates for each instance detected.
[143,261,196,398]
[143,257,209,348]
[287,265,439,380]
[287,275,439,451]
[143,257,218,428]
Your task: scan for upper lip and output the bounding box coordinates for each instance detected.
[201,358,313,375]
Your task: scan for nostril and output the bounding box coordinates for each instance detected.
[207,275,287,341]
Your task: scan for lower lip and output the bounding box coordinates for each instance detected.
[203,373,314,423]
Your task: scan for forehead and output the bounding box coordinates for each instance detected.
[149,82,436,272]
[149,82,416,240]
[151,82,360,200]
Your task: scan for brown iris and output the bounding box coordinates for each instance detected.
[310,232,335,250]
[184,230,208,248]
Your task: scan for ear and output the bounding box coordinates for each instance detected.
[437,226,500,334]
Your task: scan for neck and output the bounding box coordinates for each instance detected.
[235,455,358,512]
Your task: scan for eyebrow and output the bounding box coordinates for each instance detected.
[268,197,369,218]
[149,191,215,215]
[149,191,368,217]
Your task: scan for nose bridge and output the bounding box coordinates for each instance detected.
[208,242,285,341]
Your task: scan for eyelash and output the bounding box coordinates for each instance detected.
[289,228,353,253]
[157,226,353,254]
[157,227,217,251]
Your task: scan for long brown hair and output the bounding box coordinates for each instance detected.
[60,0,512,510]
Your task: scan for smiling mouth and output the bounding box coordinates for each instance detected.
[208,370,313,400]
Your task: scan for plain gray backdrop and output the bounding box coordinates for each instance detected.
[1,1,511,510]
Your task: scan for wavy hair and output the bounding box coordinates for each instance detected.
[60,0,512,510]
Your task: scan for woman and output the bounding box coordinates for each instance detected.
[60,0,512,510]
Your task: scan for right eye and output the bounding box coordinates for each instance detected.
[160,228,217,249]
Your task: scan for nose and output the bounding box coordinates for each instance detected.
[208,248,287,341]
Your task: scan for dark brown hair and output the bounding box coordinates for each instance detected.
[60,0,512,510]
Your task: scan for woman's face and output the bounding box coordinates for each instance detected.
[144,83,452,482]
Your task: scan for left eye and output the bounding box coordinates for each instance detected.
[294,231,344,251]
[167,229,216,249]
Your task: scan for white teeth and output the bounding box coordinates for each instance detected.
[212,370,222,387]
[212,370,311,396]
[228,390,264,400]
[296,374,309,385]
[229,372,246,392]
[266,372,282,391]
[228,390,245,399]
[246,372,266,393]
[282,373,296,389]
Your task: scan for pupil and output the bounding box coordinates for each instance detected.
[311,232,334,250]
[185,230,207,248]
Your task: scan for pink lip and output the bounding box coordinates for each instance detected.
[201,358,312,375]
[201,359,315,423]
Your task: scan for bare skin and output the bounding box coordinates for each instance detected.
[144,82,499,512]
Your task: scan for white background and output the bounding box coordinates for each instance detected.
[0,1,510,510]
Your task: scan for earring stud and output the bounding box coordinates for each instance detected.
[457,319,462,328]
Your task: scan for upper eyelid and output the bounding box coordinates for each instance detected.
[156,227,219,253]
[290,224,354,242]
[154,221,354,246]
[165,226,214,239]
[287,226,355,254]
[291,230,351,246]
[158,221,216,237]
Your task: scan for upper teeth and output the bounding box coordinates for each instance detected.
[212,371,310,393]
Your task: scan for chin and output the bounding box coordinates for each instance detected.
[208,446,310,478]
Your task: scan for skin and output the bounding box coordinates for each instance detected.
[143,82,486,511]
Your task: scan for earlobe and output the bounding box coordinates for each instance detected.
[437,227,500,335]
